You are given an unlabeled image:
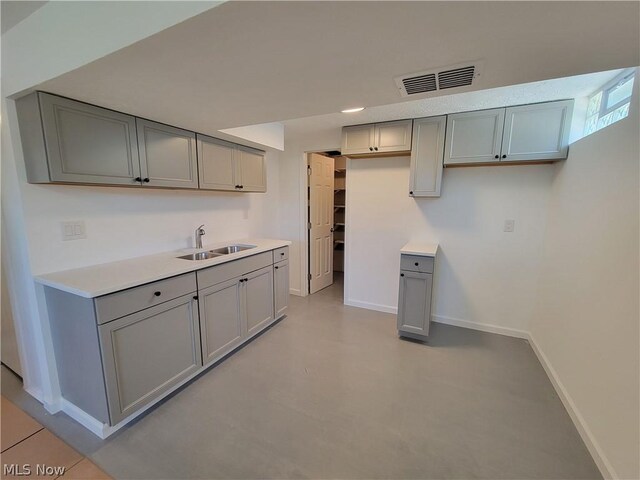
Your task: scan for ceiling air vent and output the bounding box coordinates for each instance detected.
[395,61,483,97]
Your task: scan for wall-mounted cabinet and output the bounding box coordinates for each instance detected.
[409,116,446,197]
[444,100,573,166]
[136,119,198,189]
[197,135,266,193]
[16,92,266,193]
[341,119,413,156]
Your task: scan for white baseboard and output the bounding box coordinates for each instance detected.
[289,288,302,296]
[344,298,397,314]
[432,314,529,339]
[527,333,616,480]
[60,399,109,438]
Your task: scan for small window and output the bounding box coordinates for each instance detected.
[584,69,635,137]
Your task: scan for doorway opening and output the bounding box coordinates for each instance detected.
[306,151,347,298]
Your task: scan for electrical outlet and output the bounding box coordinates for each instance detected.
[504,219,515,233]
[61,221,86,241]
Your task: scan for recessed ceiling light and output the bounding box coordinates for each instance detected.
[341,107,365,113]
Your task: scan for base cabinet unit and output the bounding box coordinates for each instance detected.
[341,119,412,156]
[99,294,202,424]
[444,100,573,166]
[42,244,289,431]
[409,116,447,197]
[273,259,290,318]
[397,254,435,340]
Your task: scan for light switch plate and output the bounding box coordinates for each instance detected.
[504,219,515,233]
[61,221,86,241]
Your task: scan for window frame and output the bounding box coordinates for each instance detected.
[599,69,635,117]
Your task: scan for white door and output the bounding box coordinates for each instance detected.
[308,153,334,294]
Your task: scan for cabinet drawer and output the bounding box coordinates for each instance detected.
[273,246,289,263]
[400,255,434,273]
[197,251,272,289]
[95,273,197,325]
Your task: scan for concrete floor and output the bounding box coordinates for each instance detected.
[2,279,601,479]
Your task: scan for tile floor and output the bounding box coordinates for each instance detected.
[0,396,111,479]
[1,279,601,479]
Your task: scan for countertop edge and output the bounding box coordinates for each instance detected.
[35,239,292,298]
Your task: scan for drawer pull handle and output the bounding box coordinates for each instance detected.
[154,291,161,297]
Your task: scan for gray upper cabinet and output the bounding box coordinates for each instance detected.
[99,293,202,424]
[444,108,505,165]
[18,92,141,185]
[501,100,573,162]
[341,120,412,155]
[409,116,446,197]
[374,120,413,154]
[136,119,198,189]
[235,146,267,193]
[197,135,266,192]
[199,277,243,366]
[444,100,574,166]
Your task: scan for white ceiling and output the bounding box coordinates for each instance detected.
[282,69,622,139]
[1,1,47,34]
[36,1,639,134]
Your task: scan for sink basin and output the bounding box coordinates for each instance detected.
[177,244,256,261]
[209,245,255,255]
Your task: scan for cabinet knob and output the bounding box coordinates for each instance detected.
[154,291,161,297]
[400,273,404,277]
[369,147,373,151]
[275,266,279,270]
[193,295,199,300]
[235,185,240,189]
[143,178,150,183]
[409,191,413,195]
[280,252,285,256]
[502,155,507,159]
[134,177,142,182]
[415,262,419,266]
[374,147,378,151]
[494,155,499,159]
[239,185,244,189]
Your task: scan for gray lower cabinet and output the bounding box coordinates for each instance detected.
[397,254,435,340]
[273,260,290,318]
[99,294,202,424]
[136,119,198,189]
[44,246,289,429]
[18,92,141,185]
[199,277,244,365]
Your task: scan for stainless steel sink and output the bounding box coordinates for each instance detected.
[177,244,256,261]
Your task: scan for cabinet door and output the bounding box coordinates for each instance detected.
[39,93,141,185]
[397,270,433,338]
[199,277,243,366]
[197,135,237,191]
[235,146,266,192]
[137,119,198,189]
[341,124,375,155]
[273,260,289,319]
[244,265,275,337]
[444,108,505,165]
[501,100,573,162]
[409,116,446,197]
[374,119,413,153]
[99,294,201,425]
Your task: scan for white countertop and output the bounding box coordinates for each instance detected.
[35,238,291,298]
[400,242,439,257]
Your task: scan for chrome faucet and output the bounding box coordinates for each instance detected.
[195,224,206,249]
